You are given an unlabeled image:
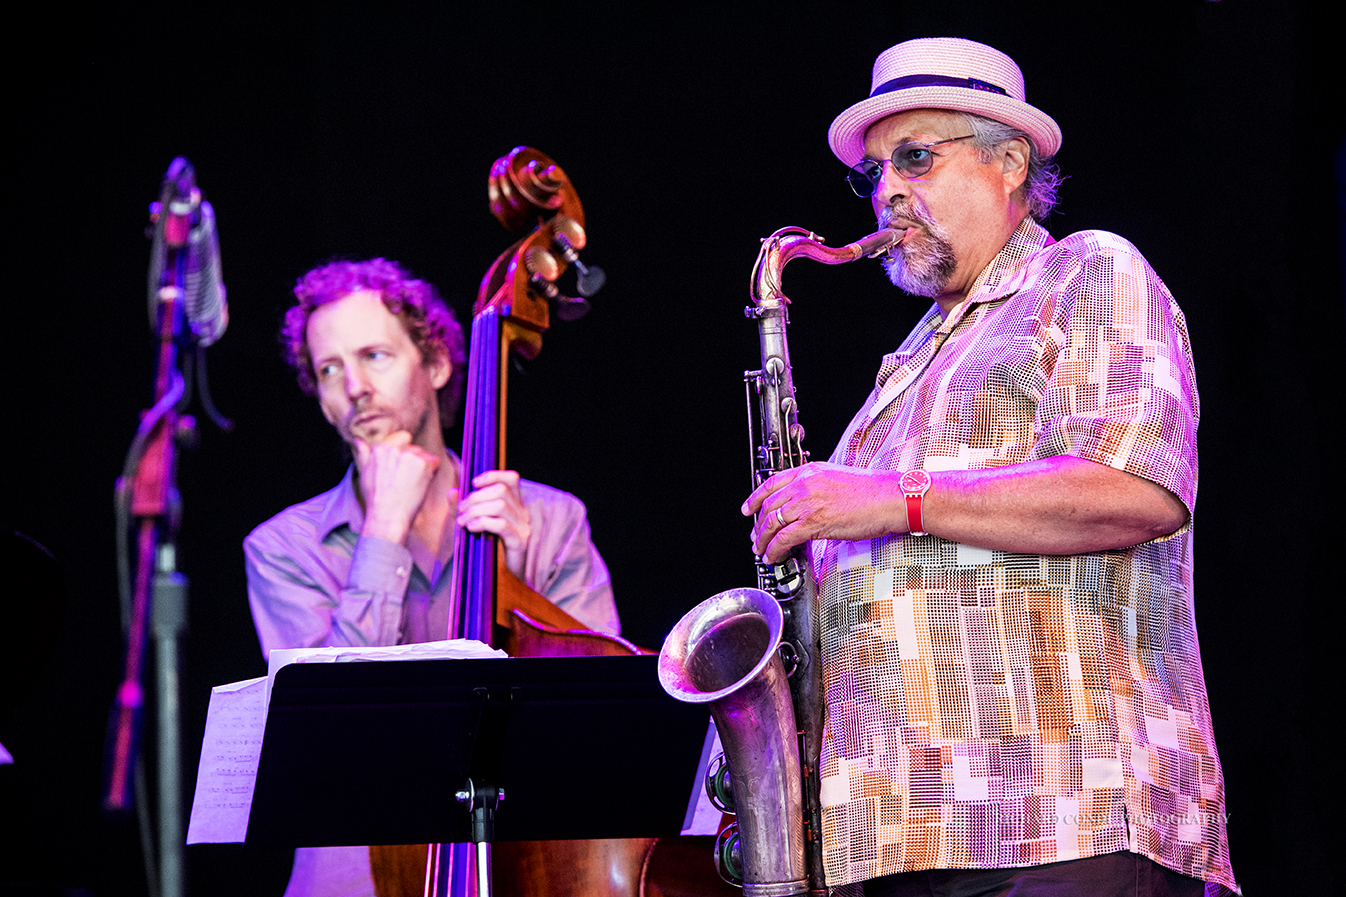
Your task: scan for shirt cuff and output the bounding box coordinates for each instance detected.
[348,534,414,596]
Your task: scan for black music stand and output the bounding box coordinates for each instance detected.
[245,654,712,849]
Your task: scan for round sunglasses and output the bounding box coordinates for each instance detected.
[844,135,974,198]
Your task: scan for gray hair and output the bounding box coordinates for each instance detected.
[960,112,1063,220]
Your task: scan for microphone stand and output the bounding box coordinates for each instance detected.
[107,158,220,897]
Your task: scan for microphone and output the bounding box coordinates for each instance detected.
[147,157,228,346]
[183,197,227,346]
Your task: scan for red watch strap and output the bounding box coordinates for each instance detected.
[905,491,926,536]
[900,469,931,536]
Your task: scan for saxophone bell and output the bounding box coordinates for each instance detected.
[658,587,808,897]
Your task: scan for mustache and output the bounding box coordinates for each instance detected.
[878,202,936,231]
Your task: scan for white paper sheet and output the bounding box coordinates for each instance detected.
[680,721,725,836]
[185,676,267,844]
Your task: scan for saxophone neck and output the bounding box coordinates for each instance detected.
[751,226,904,307]
[846,226,906,259]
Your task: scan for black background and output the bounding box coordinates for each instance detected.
[2,3,1341,895]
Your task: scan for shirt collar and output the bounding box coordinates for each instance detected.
[940,216,1055,327]
[315,464,365,540]
[870,217,1054,389]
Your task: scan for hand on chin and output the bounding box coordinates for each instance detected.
[353,428,442,544]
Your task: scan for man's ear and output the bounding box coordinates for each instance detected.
[1001,136,1031,194]
[427,345,452,390]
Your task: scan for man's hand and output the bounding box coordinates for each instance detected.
[743,462,907,563]
[458,470,533,582]
[355,431,442,545]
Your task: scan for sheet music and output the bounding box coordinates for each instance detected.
[187,639,505,844]
[185,676,267,843]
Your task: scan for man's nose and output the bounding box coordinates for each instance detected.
[871,159,908,210]
[344,365,371,399]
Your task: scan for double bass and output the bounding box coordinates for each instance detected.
[369,148,733,897]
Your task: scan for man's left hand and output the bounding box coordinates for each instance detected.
[743,462,906,563]
[458,470,533,582]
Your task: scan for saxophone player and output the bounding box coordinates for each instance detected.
[743,38,1235,897]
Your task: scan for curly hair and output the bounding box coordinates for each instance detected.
[959,112,1064,221]
[283,258,467,429]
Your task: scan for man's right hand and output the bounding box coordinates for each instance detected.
[354,430,442,545]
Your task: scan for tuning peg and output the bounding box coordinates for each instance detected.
[556,295,591,321]
[525,246,561,284]
[574,263,606,299]
[524,246,591,320]
[551,215,588,251]
[551,216,606,298]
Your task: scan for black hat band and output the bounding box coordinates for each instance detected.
[870,74,1010,99]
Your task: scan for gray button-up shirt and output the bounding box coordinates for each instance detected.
[245,464,619,658]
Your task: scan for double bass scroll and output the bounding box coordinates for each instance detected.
[372,147,650,897]
[449,146,609,653]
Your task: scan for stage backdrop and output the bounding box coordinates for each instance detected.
[3,3,1341,896]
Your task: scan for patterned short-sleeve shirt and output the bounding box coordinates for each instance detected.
[815,218,1235,894]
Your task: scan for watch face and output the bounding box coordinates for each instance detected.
[900,469,931,494]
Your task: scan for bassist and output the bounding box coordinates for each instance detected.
[244,257,619,897]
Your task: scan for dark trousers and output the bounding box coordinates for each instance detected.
[862,852,1207,897]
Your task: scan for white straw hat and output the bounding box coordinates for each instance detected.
[828,37,1062,166]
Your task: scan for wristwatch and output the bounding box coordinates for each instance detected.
[899,469,932,536]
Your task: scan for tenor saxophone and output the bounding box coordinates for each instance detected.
[659,226,902,897]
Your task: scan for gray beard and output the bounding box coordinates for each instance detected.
[879,207,957,298]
